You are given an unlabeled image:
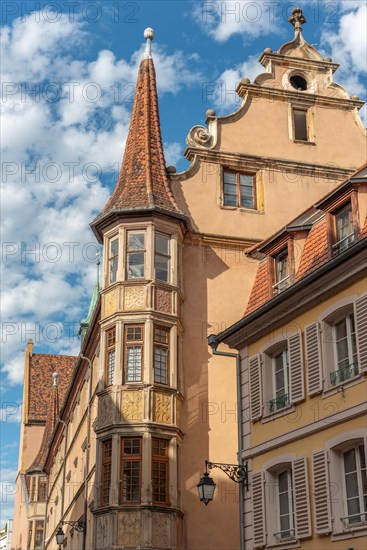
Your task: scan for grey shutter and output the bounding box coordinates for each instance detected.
[252,471,266,548]
[293,457,311,539]
[249,354,262,421]
[288,332,305,403]
[355,294,367,373]
[305,323,323,395]
[312,450,332,534]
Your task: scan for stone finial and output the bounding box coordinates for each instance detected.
[289,7,306,31]
[143,27,155,59]
[52,371,59,388]
[206,109,216,117]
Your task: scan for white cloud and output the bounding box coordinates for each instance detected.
[164,142,183,167]
[0,466,19,525]
[320,2,367,114]
[194,0,277,42]
[207,54,262,113]
[1,11,199,385]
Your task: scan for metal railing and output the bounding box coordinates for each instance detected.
[332,232,355,254]
[330,362,358,385]
[341,512,367,525]
[268,393,289,413]
[274,528,295,540]
[272,275,290,294]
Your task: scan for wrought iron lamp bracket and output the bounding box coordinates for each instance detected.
[205,460,249,489]
[61,520,86,533]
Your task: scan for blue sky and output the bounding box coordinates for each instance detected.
[1,0,366,526]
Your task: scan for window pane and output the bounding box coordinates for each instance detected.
[126,346,142,381]
[156,234,169,255]
[240,196,254,209]
[223,172,236,184]
[155,255,169,282]
[224,194,237,206]
[154,327,168,344]
[344,448,357,473]
[128,233,145,251]
[345,472,359,499]
[224,183,237,194]
[126,326,142,341]
[127,252,145,279]
[110,238,118,256]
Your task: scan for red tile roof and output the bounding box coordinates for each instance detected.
[296,217,329,280]
[27,380,60,473]
[102,57,181,215]
[28,353,76,423]
[245,260,269,315]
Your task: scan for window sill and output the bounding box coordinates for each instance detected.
[266,539,300,549]
[292,139,316,146]
[221,205,264,215]
[261,404,295,423]
[322,373,362,398]
[331,523,367,541]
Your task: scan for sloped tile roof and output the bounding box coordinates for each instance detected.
[28,354,76,423]
[296,217,329,280]
[244,260,269,315]
[102,57,181,215]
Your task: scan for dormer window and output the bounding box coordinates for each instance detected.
[273,250,290,294]
[223,170,256,209]
[333,203,354,254]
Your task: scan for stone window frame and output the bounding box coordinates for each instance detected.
[123,324,144,383]
[221,167,258,211]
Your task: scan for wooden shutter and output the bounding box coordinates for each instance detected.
[355,294,367,373]
[288,332,305,403]
[252,471,266,548]
[305,323,323,395]
[249,354,262,421]
[312,450,332,534]
[293,457,311,539]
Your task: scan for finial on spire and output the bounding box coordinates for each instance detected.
[289,7,306,32]
[143,27,155,59]
[52,371,59,388]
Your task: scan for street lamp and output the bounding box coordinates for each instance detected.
[55,520,85,548]
[197,460,248,505]
[55,526,65,548]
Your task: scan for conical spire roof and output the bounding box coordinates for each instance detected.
[101,28,181,217]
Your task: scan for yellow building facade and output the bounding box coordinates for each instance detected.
[12,8,367,550]
[217,164,367,548]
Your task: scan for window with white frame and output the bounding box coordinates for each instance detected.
[273,250,290,294]
[333,202,354,254]
[252,457,311,548]
[155,233,170,283]
[331,312,358,385]
[343,444,367,526]
[126,231,145,279]
[270,349,290,413]
[276,468,295,541]
[108,237,119,284]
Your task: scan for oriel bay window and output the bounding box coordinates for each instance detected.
[105,328,116,387]
[120,437,142,503]
[152,438,169,504]
[124,325,143,382]
[101,439,112,506]
[223,170,256,209]
[155,233,171,282]
[154,326,169,384]
[126,231,145,279]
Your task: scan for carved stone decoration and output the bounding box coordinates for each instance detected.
[103,289,116,317]
[155,288,172,314]
[124,286,145,310]
[152,512,170,547]
[153,392,171,424]
[117,511,141,546]
[121,390,143,421]
[97,392,115,428]
[96,515,110,549]
[186,124,215,149]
